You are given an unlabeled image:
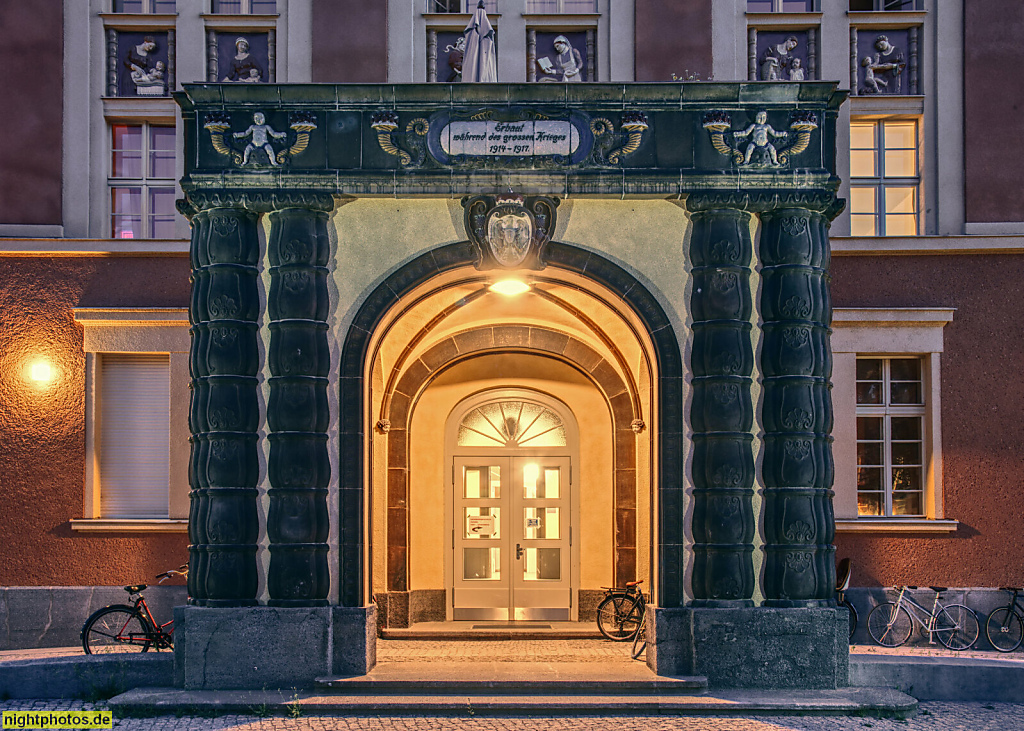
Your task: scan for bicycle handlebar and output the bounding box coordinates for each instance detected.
[156,564,189,583]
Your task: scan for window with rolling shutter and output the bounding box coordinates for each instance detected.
[99,353,170,518]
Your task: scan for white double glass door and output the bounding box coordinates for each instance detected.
[452,456,571,620]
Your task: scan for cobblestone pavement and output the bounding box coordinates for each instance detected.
[3,700,1024,730]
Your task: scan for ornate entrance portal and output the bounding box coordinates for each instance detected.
[449,393,577,621]
[174,81,849,692]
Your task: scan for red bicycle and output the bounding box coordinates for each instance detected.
[81,565,187,654]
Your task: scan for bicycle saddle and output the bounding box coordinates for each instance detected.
[929,586,948,593]
[124,584,147,594]
[626,579,645,587]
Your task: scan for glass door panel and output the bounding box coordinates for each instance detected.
[452,459,509,619]
[511,457,571,620]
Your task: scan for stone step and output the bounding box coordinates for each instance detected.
[107,686,918,718]
[314,675,709,695]
[316,660,705,696]
[380,628,603,640]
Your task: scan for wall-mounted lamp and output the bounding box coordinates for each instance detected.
[28,359,54,384]
[489,279,530,297]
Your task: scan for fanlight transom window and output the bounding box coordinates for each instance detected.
[457,400,567,448]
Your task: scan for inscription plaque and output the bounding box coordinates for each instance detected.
[441,121,580,157]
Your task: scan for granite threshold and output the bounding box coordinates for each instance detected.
[380,620,602,640]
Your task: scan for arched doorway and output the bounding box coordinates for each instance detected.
[347,243,682,629]
[445,389,579,621]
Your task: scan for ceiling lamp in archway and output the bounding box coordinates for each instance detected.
[457,400,567,448]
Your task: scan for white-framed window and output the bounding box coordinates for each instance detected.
[850,119,919,236]
[109,123,176,239]
[211,0,277,13]
[855,357,925,517]
[831,308,956,533]
[849,0,921,10]
[114,0,176,12]
[747,0,818,11]
[73,309,190,532]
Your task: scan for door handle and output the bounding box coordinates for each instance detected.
[516,543,524,560]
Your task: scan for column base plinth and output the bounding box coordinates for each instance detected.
[646,606,848,689]
[173,605,376,690]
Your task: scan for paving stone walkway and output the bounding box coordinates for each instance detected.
[3,699,1023,730]
[377,638,628,663]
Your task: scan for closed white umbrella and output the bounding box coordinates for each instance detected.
[461,1,497,83]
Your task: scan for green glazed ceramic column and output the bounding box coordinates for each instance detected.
[188,207,261,606]
[758,203,836,606]
[265,206,332,606]
[686,195,756,607]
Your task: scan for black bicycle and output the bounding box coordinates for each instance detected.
[630,612,647,660]
[81,565,187,654]
[985,587,1024,653]
[596,579,646,642]
[836,558,858,641]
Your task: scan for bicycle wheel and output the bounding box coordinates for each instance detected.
[867,602,913,647]
[82,605,153,654]
[842,599,859,642]
[631,617,647,660]
[985,608,1024,653]
[596,595,642,641]
[934,604,980,651]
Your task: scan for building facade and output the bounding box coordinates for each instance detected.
[1,0,1023,686]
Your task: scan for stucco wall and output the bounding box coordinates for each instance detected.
[0,255,190,585]
[312,0,387,82]
[964,1,1024,223]
[0,3,62,225]
[329,199,689,346]
[831,253,1024,587]
[634,0,712,82]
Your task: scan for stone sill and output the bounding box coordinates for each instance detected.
[835,518,958,533]
[201,14,280,30]
[849,95,924,115]
[103,97,178,122]
[100,13,177,30]
[832,307,954,325]
[745,12,823,28]
[74,308,189,325]
[70,519,188,533]
[423,12,501,31]
[522,14,600,27]
[847,11,927,28]
[832,235,1024,255]
[0,239,189,256]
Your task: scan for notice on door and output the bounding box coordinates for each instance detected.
[467,514,497,537]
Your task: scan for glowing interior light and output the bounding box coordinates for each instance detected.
[489,279,530,296]
[29,361,53,383]
[523,463,540,498]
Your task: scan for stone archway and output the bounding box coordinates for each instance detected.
[338,241,684,610]
[376,325,642,627]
